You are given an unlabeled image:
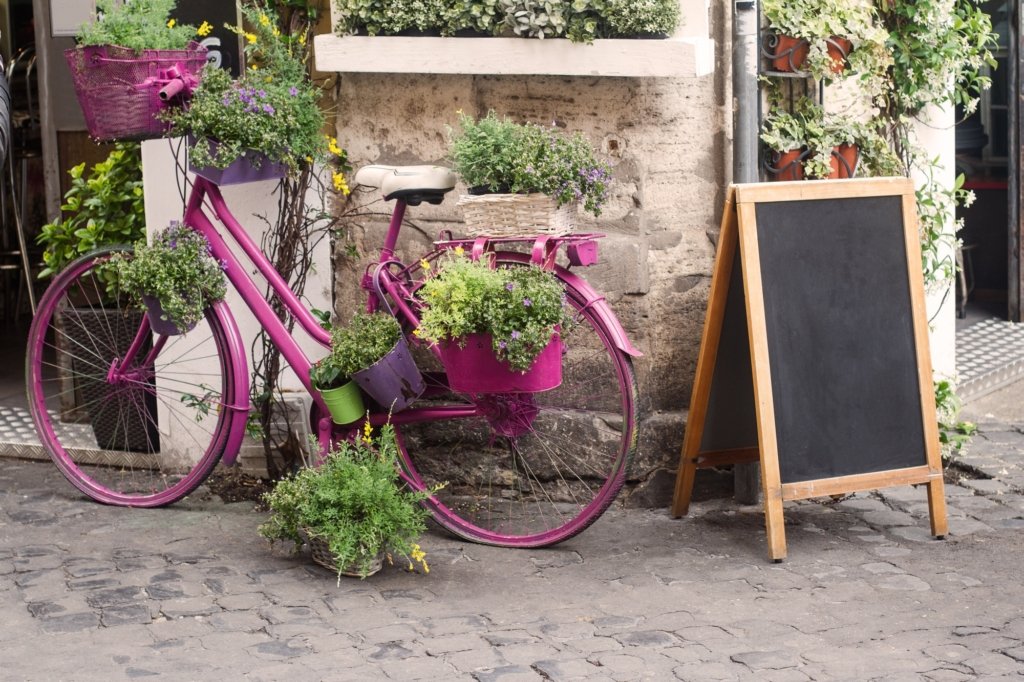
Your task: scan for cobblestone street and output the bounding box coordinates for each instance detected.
[2,414,1024,681]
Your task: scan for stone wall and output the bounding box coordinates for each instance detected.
[330,7,730,506]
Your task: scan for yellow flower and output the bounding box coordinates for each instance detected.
[249,64,259,71]
[453,246,465,256]
[420,259,431,271]
[167,19,176,29]
[325,135,343,157]
[299,33,306,45]
[259,14,271,26]
[273,27,281,37]
[361,420,373,445]
[332,171,350,195]
[245,32,257,44]
[197,21,213,37]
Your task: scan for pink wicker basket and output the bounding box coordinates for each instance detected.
[65,43,208,142]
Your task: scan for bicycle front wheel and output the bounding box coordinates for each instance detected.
[26,246,243,506]
[396,258,639,547]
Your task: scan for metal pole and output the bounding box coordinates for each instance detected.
[732,0,761,504]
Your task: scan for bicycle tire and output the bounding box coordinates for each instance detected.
[26,246,243,506]
[394,254,639,547]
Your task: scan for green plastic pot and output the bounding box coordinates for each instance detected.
[318,380,365,425]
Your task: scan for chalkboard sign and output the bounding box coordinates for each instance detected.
[671,179,948,561]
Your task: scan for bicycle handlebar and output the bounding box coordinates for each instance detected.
[152,64,198,102]
[158,77,188,101]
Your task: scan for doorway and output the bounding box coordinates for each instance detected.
[954,0,1024,400]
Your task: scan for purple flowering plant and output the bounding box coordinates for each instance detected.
[163,3,328,173]
[417,252,569,371]
[448,111,612,217]
[110,221,228,331]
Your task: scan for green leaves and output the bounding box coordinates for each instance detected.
[934,379,976,462]
[76,0,197,51]
[335,0,680,41]
[878,0,998,115]
[38,145,145,279]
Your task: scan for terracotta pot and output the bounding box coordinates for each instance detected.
[770,149,805,182]
[769,34,809,72]
[826,36,853,74]
[828,144,859,179]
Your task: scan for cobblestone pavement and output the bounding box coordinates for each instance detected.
[2,422,1024,682]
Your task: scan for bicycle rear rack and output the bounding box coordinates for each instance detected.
[433,232,605,269]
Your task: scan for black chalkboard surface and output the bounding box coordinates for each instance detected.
[755,196,925,483]
[672,179,948,561]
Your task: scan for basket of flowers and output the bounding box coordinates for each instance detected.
[65,0,208,142]
[448,111,611,237]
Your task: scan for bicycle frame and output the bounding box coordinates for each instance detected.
[154,175,643,467]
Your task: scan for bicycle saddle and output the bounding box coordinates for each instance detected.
[354,164,457,206]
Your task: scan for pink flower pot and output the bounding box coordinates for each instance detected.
[439,333,563,394]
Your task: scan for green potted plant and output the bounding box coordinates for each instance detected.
[448,111,611,236]
[417,251,568,393]
[260,423,434,579]
[761,103,899,181]
[163,2,328,181]
[311,311,423,423]
[760,109,816,180]
[761,0,890,80]
[111,222,228,335]
[67,0,206,141]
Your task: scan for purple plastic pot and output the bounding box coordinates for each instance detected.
[439,333,563,394]
[188,137,287,186]
[351,337,425,412]
[142,294,195,336]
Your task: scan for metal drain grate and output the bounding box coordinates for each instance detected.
[956,318,1024,400]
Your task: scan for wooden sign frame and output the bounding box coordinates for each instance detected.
[671,178,948,561]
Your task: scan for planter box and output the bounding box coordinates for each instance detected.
[188,138,287,186]
[314,35,715,78]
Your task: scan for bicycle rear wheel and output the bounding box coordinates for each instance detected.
[395,258,638,547]
[26,246,243,506]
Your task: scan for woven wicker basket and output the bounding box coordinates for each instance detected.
[65,43,207,142]
[308,536,384,578]
[457,193,577,237]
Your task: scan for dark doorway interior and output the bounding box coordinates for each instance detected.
[956,0,1013,321]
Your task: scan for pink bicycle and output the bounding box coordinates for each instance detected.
[26,164,641,547]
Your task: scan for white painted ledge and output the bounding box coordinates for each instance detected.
[313,35,715,78]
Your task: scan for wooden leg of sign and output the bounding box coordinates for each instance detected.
[764,489,787,561]
[927,478,949,538]
[671,455,698,518]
